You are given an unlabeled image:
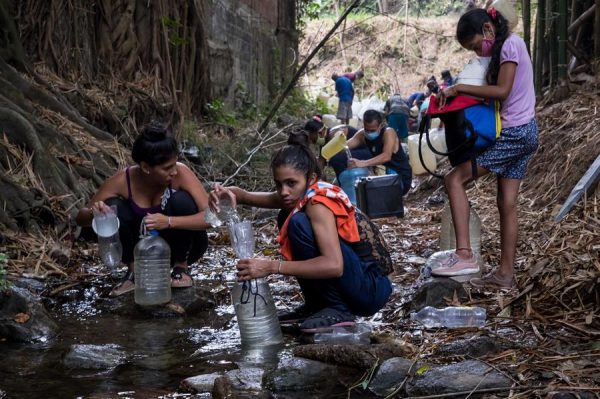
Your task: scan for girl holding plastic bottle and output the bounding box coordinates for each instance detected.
[75,123,211,296]
[209,133,392,333]
[432,7,537,290]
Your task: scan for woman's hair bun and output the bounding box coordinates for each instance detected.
[142,121,169,142]
[287,131,311,147]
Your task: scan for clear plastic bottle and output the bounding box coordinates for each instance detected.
[98,234,122,270]
[134,230,172,306]
[231,278,283,347]
[313,323,371,345]
[439,202,481,258]
[410,306,486,328]
[205,197,240,228]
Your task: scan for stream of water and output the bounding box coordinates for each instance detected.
[0,247,298,398]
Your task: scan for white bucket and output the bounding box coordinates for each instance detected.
[408,134,437,175]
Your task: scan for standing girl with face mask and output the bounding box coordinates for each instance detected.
[432,7,538,289]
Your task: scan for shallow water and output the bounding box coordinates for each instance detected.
[0,247,296,398]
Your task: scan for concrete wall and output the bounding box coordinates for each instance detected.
[207,0,298,109]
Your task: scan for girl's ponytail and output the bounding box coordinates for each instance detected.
[485,8,510,85]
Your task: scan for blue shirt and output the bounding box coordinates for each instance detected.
[335,76,354,102]
[407,92,425,108]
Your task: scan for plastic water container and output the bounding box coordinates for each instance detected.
[439,202,481,259]
[430,117,441,129]
[313,323,371,345]
[134,230,172,306]
[231,279,283,347]
[317,92,330,105]
[92,206,122,270]
[321,133,347,160]
[205,197,240,228]
[407,134,437,175]
[98,235,122,270]
[410,306,486,328]
[338,167,370,205]
[456,57,491,86]
[349,117,361,128]
[322,114,338,128]
[427,128,447,161]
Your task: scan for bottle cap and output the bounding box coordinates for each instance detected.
[149,230,159,236]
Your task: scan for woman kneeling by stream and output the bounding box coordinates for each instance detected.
[75,122,211,296]
[209,132,393,333]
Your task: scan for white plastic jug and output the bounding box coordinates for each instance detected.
[456,57,491,86]
[322,114,338,128]
[428,128,447,161]
[407,134,437,175]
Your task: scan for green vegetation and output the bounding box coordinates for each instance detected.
[280,88,330,119]
[297,0,467,23]
[204,99,237,126]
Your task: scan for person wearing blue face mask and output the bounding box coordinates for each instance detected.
[345,110,412,196]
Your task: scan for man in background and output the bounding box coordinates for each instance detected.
[332,70,363,125]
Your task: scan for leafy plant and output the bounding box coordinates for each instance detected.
[0,253,10,292]
[204,99,237,126]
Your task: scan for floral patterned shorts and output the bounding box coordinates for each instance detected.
[477,118,538,179]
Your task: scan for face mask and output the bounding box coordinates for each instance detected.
[315,137,326,146]
[478,28,495,57]
[365,130,380,140]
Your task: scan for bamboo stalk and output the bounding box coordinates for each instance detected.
[522,0,531,55]
[534,0,546,94]
[558,0,568,79]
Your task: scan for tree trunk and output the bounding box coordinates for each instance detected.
[0,0,212,231]
[522,0,531,55]
[535,0,546,94]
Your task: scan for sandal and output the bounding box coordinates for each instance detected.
[109,270,135,297]
[300,307,356,333]
[278,303,314,325]
[470,272,515,290]
[171,266,193,288]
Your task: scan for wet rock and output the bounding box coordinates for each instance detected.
[369,357,418,397]
[0,287,58,343]
[410,278,468,311]
[405,359,512,397]
[107,285,216,317]
[225,367,264,391]
[63,344,127,369]
[212,375,234,399]
[182,372,224,393]
[293,342,413,369]
[433,335,506,358]
[266,357,338,392]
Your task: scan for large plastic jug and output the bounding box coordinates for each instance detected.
[321,133,347,160]
[134,230,172,306]
[322,114,338,128]
[407,134,436,175]
[428,128,447,161]
[338,167,370,205]
[439,202,481,259]
[231,279,283,347]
